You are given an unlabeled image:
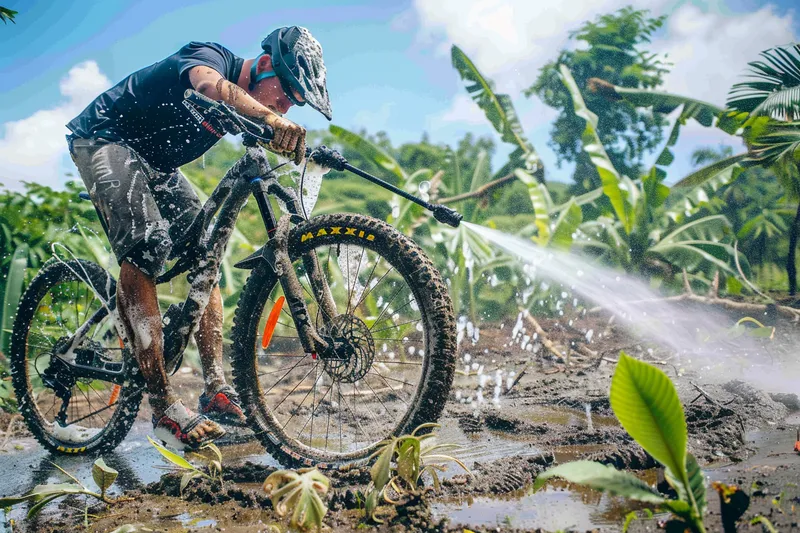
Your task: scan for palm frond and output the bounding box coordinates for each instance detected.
[0,7,17,24]
[746,120,800,168]
[727,44,800,119]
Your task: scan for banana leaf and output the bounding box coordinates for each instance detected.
[452,45,544,181]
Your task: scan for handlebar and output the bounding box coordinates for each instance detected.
[183,89,274,144]
[182,89,462,227]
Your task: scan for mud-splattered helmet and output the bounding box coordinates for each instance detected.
[250,26,332,120]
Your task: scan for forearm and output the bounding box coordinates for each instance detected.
[193,70,277,122]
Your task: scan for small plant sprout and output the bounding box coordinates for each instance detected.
[534,352,708,533]
[365,422,471,523]
[147,436,222,496]
[263,468,330,532]
[0,457,120,520]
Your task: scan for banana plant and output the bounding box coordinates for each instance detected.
[451,45,545,182]
[560,65,745,282]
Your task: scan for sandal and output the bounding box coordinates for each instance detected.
[199,385,248,427]
[153,400,226,450]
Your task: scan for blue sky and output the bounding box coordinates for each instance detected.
[0,0,798,189]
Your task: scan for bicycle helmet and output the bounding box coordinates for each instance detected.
[250,26,332,120]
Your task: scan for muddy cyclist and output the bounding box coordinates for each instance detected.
[65,27,331,450]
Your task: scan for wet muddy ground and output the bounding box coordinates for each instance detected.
[1,310,799,532]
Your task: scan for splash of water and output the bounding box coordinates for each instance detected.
[463,222,800,393]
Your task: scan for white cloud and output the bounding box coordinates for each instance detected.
[414,0,675,93]
[437,93,486,125]
[352,101,396,132]
[654,4,796,106]
[0,61,110,190]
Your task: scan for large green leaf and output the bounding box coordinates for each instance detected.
[452,46,543,180]
[516,169,553,243]
[727,44,800,119]
[587,78,725,122]
[328,125,407,182]
[665,453,707,516]
[559,65,634,233]
[1,243,27,354]
[673,153,748,189]
[610,352,687,482]
[370,437,397,492]
[549,199,583,250]
[147,436,196,471]
[533,461,666,504]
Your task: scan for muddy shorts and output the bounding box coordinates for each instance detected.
[69,137,201,277]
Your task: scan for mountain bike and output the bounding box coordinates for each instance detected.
[10,90,461,468]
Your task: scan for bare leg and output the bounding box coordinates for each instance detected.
[195,284,226,396]
[117,261,220,440]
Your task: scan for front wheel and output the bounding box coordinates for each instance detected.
[231,214,456,468]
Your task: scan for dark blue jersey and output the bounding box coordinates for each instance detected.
[67,42,243,172]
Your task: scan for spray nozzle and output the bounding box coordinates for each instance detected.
[432,204,463,228]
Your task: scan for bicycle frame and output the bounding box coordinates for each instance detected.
[57,144,334,383]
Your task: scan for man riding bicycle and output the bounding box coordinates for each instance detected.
[66,26,332,450]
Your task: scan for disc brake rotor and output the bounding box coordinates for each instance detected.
[320,314,375,383]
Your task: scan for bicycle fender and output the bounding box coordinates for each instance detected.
[233,244,277,271]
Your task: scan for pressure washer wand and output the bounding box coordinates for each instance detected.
[310,146,463,228]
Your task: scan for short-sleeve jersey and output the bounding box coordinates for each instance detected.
[67,42,244,172]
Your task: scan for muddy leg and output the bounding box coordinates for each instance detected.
[194,284,227,396]
[117,262,219,440]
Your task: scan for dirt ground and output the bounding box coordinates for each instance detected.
[2,308,799,532]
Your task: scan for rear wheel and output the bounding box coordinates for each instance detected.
[10,259,143,454]
[231,214,456,468]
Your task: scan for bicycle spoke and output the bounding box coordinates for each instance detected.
[281,363,324,430]
[273,363,320,412]
[257,361,313,377]
[370,318,422,335]
[263,356,310,396]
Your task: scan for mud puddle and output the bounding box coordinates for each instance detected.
[433,481,657,532]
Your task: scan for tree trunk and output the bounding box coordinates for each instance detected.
[788,202,800,295]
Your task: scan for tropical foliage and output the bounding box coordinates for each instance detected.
[527,7,670,191]
[0,8,798,418]
[589,42,800,293]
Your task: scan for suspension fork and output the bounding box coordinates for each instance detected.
[250,178,332,356]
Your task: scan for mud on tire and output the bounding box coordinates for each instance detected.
[231,214,456,468]
[10,259,144,455]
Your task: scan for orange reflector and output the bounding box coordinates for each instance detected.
[108,384,121,406]
[262,296,286,350]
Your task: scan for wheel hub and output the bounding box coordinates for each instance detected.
[320,315,374,383]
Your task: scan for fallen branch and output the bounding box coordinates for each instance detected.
[689,381,746,437]
[708,271,720,298]
[589,294,800,321]
[439,173,516,204]
[522,310,566,360]
[682,269,694,295]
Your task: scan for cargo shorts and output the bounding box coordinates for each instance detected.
[68,136,202,277]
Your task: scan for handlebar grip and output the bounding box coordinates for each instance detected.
[183,89,217,109]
